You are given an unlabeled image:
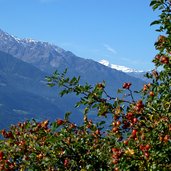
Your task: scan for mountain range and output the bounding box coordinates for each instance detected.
[98,59,148,81]
[0,29,147,129]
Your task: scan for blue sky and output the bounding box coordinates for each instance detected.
[0,0,159,71]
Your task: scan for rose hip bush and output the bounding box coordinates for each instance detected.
[0,119,112,170]
[0,0,171,170]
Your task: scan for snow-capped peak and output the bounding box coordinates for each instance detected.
[99,59,110,67]
[99,59,143,73]
[0,28,65,54]
[0,29,19,42]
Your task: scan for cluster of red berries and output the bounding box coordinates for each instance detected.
[1,130,14,139]
[135,100,144,112]
[122,82,132,89]
[155,54,169,64]
[111,148,123,165]
[139,144,150,159]
[0,151,15,170]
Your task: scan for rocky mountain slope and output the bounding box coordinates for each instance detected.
[0,51,67,129]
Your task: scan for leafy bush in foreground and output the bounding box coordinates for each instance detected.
[0,0,171,170]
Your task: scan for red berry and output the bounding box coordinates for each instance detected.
[64,159,69,167]
[136,100,144,108]
[123,83,127,89]
[123,140,128,145]
[140,145,144,151]
[95,129,100,135]
[160,56,169,64]
[164,135,169,142]
[116,121,121,126]
[143,84,148,91]
[144,152,149,158]
[132,129,137,137]
[112,127,119,133]
[145,144,150,151]
[0,151,4,160]
[135,100,144,112]
[155,54,161,60]
[112,159,118,164]
[123,82,132,89]
[149,91,155,97]
[126,112,133,120]
[19,140,26,147]
[7,131,14,139]
[56,119,64,126]
[112,148,119,153]
[70,123,76,129]
[115,167,119,171]
[133,118,138,123]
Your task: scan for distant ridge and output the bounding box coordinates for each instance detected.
[0,51,64,129]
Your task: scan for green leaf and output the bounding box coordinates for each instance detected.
[117,89,123,94]
[150,0,157,7]
[47,83,55,87]
[64,112,71,120]
[150,2,161,10]
[150,20,161,26]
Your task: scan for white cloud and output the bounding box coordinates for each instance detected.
[104,44,117,54]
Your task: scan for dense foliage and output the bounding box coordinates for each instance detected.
[0,0,171,170]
